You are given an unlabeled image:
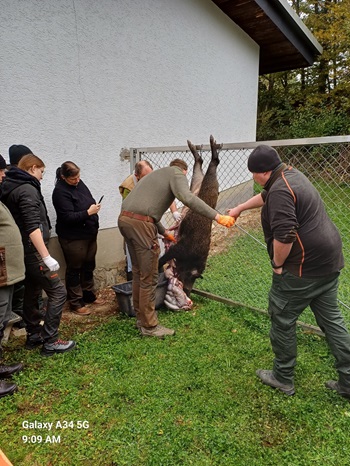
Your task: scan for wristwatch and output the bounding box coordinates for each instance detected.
[271,259,284,269]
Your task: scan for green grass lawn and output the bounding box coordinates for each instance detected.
[2,294,350,466]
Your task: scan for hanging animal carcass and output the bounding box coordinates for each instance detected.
[159,135,221,302]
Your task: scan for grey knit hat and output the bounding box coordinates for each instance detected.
[247,145,281,173]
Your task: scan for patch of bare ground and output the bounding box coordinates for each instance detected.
[210,208,262,256]
[59,273,129,337]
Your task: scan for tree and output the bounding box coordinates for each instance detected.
[257,0,350,140]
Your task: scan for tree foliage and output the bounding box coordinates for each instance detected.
[257,0,350,140]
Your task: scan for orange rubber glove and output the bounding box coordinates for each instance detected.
[216,215,235,228]
[163,232,177,243]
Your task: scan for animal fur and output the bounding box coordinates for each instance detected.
[159,135,221,295]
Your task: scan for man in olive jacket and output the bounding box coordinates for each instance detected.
[0,202,25,398]
[118,159,234,339]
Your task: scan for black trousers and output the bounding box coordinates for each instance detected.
[59,237,97,310]
[23,252,66,343]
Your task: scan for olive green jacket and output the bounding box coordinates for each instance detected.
[0,202,25,287]
[121,166,217,235]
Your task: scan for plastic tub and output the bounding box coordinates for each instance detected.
[112,274,167,317]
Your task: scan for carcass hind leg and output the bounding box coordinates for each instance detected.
[209,134,222,168]
[187,139,204,195]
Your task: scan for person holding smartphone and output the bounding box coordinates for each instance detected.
[52,161,104,315]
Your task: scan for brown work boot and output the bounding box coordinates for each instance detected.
[140,325,175,339]
[92,297,105,305]
[71,307,91,316]
[325,380,350,400]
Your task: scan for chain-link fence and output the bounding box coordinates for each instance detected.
[131,136,350,326]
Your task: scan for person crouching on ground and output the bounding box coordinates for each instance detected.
[118,158,235,339]
[1,154,76,357]
[228,144,350,400]
[52,161,104,316]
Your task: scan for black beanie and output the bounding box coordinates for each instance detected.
[247,145,281,173]
[0,154,7,169]
[9,144,32,166]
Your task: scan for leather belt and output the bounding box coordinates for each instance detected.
[121,210,155,224]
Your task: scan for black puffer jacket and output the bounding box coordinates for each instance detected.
[52,179,98,240]
[1,167,52,254]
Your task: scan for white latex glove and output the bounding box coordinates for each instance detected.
[172,211,182,222]
[42,255,60,271]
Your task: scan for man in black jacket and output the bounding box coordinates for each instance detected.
[228,145,350,400]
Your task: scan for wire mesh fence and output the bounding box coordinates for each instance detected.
[131,136,350,325]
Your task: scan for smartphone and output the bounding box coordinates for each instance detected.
[98,195,104,203]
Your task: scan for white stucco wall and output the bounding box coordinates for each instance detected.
[0,0,259,234]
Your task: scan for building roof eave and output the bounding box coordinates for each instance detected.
[211,0,323,74]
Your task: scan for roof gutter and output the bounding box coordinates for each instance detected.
[257,0,323,65]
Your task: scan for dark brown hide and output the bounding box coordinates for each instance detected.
[159,135,221,295]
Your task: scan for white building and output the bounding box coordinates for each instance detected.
[0,0,321,283]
